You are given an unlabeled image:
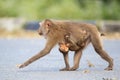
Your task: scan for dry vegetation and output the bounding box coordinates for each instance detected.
[0,29,120,39]
[105,32,120,39]
[0,29,40,39]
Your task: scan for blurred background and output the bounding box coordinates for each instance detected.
[0,0,120,38]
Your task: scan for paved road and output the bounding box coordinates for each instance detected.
[0,38,120,80]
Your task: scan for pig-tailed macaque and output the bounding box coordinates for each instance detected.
[18,19,113,71]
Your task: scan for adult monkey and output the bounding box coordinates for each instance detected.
[19,19,113,71]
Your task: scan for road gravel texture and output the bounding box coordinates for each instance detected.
[0,38,120,80]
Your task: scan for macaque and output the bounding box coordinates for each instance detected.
[18,19,113,71]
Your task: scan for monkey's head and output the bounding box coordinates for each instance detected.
[64,33,71,42]
[38,19,57,36]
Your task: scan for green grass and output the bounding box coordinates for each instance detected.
[0,0,120,20]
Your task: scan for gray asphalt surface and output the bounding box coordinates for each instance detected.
[0,38,120,80]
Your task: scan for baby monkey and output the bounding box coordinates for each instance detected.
[59,33,78,53]
[59,30,89,53]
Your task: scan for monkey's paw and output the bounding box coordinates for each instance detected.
[60,67,70,71]
[69,67,78,71]
[16,64,21,67]
[104,67,113,71]
[16,64,26,68]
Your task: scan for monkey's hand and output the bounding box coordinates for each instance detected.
[16,63,27,68]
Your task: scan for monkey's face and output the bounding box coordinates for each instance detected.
[38,22,46,36]
[38,19,53,36]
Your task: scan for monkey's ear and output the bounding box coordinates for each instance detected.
[44,19,53,27]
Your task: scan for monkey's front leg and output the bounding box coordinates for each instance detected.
[19,40,56,68]
[19,49,50,68]
[60,51,70,71]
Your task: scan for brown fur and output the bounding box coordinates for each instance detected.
[59,31,87,53]
[19,19,113,71]
[59,33,79,53]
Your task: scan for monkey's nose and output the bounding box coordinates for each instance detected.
[39,32,43,35]
[37,30,43,35]
[38,31,43,35]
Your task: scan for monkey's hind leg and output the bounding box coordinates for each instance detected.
[91,34,113,71]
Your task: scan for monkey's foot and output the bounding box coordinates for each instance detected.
[69,67,78,71]
[104,67,113,71]
[60,67,70,71]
